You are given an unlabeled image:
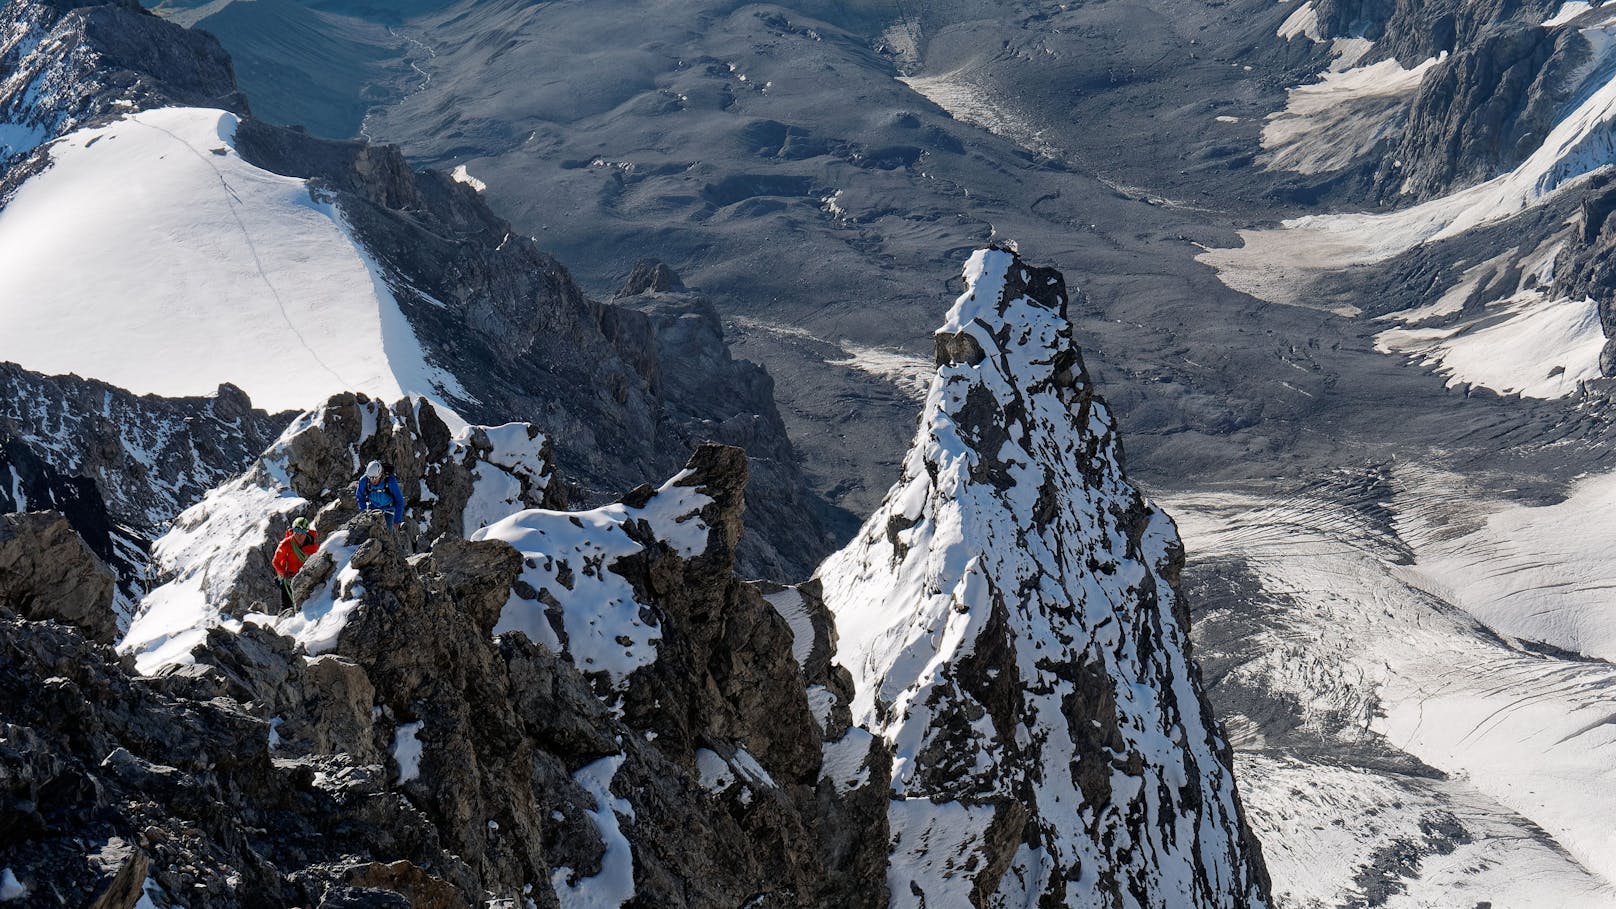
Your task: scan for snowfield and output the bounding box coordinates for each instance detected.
[0,107,464,412]
[1171,470,1616,905]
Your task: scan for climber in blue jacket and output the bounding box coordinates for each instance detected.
[357,460,405,529]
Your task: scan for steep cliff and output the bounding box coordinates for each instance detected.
[816,249,1271,907]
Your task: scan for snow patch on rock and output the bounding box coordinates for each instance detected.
[451,163,487,192]
[392,720,424,784]
[474,470,713,686]
[551,754,635,909]
[1208,19,1616,309]
[1375,291,1605,398]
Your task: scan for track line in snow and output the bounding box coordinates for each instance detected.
[126,117,356,390]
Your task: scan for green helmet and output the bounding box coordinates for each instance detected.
[292,517,311,533]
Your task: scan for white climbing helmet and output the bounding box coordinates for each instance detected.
[365,460,383,481]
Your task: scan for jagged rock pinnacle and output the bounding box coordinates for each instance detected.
[817,247,1271,908]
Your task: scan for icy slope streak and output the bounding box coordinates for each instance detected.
[817,249,1266,907]
[0,107,462,412]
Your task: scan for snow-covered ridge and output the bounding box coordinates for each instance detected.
[816,248,1269,907]
[472,469,716,689]
[121,395,551,674]
[0,106,465,413]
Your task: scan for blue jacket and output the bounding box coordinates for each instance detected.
[358,474,405,524]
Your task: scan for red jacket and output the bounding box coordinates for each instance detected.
[272,529,320,578]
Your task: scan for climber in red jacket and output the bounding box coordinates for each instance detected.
[272,516,319,611]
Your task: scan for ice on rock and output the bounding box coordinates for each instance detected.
[815,248,1269,907]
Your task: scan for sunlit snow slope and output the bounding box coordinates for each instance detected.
[0,106,463,412]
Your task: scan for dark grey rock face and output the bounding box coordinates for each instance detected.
[1378,23,1586,201]
[1,443,889,906]
[0,363,290,529]
[614,264,847,579]
[0,0,247,180]
[1314,0,1561,65]
[0,434,136,591]
[816,249,1271,907]
[0,511,116,642]
[0,363,289,607]
[1552,174,1616,375]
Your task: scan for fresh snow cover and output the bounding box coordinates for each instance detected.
[816,249,1264,906]
[728,747,776,789]
[552,754,636,909]
[1375,292,1606,398]
[804,684,837,729]
[120,475,297,674]
[0,869,25,901]
[694,746,775,796]
[450,163,487,192]
[1546,0,1601,26]
[1169,477,1616,899]
[251,528,366,655]
[763,587,814,668]
[123,398,543,675]
[0,107,465,413]
[473,470,713,685]
[884,799,998,909]
[392,720,424,784]
[461,422,551,536]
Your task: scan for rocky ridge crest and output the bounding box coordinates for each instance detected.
[816,249,1272,907]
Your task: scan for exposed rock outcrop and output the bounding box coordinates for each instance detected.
[1378,23,1586,200]
[816,249,1271,907]
[0,510,116,642]
[0,363,290,529]
[120,393,559,672]
[5,434,889,906]
[1551,173,1616,375]
[615,262,840,580]
[0,0,247,181]
[1312,0,1561,65]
